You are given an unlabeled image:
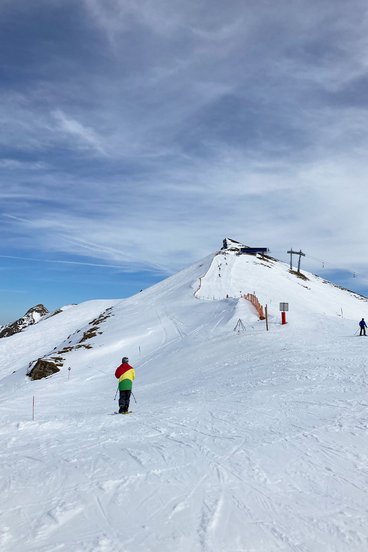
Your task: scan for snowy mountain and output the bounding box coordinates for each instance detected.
[1,249,368,552]
[0,303,49,338]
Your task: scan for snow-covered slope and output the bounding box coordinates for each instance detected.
[1,251,368,552]
[0,299,118,381]
[197,250,366,321]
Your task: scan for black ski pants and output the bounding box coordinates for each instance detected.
[360,327,366,336]
[119,390,131,413]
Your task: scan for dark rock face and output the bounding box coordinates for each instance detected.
[28,359,60,380]
[0,304,49,338]
[25,304,48,317]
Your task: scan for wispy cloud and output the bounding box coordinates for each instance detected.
[0,253,124,270]
[53,109,107,154]
[0,0,367,290]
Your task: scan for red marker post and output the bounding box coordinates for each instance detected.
[280,302,289,325]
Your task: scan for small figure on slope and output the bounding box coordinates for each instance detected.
[359,318,367,336]
[115,357,135,413]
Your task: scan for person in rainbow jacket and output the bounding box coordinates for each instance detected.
[115,357,135,414]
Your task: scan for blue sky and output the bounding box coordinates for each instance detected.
[1,0,368,323]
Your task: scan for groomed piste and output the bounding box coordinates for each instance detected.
[1,249,368,552]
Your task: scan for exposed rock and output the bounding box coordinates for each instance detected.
[289,270,309,281]
[79,327,98,342]
[28,359,61,380]
[222,237,249,251]
[0,304,49,338]
[77,308,112,344]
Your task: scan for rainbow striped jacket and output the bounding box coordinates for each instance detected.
[115,362,135,391]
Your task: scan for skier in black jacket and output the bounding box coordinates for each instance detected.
[359,318,367,336]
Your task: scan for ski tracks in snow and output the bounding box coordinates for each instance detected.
[2,325,368,551]
[2,394,368,552]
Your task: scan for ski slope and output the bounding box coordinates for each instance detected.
[1,252,368,552]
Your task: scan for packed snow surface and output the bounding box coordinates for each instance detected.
[1,252,368,552]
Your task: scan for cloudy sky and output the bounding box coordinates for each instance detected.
[1,0,368,322]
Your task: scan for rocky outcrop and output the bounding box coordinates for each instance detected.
[0,304,49,338]
[27,358,61,380]
[222,237,248,251]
